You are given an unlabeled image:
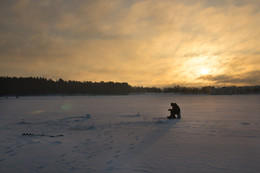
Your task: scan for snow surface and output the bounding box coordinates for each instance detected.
[0,94,260,173]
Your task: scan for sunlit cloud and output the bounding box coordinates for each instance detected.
[0,0,259,86]
[198,70,260,86]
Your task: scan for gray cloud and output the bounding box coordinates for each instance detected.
[198,71,260,86]
[0,0,260,86]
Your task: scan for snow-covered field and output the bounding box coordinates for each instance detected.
[0,94,260,173]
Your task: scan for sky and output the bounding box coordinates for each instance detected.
[0,0,260,87]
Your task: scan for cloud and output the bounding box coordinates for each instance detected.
[198,70,260,86]
[0,0,260,86]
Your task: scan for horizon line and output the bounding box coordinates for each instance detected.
[1,76,260,89]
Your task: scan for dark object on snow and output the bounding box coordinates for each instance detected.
[167,103,181,119]
[22,133,63,137]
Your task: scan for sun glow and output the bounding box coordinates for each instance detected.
[200,68,211,75]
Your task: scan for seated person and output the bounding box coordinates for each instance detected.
[167,103,181,119]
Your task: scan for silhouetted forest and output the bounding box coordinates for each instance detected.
[0,77,133,96]
[0,77,259,96]
[163,85,260,94]
[0,77,163,96]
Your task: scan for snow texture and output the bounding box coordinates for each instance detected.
[0,94,260,173]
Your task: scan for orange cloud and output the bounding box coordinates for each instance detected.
[0,0,259,86]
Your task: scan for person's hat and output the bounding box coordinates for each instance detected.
[171,103,177,106]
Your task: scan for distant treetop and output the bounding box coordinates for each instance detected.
[0,76,259,96]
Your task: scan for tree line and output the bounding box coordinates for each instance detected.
[0,76,162,96]
[163,85,260,95]
[0,76,259,96]
[0,77,133,96]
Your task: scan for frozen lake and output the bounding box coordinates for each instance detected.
[0,94,260,172]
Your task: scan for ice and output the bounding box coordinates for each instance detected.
[0,94,260,172]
